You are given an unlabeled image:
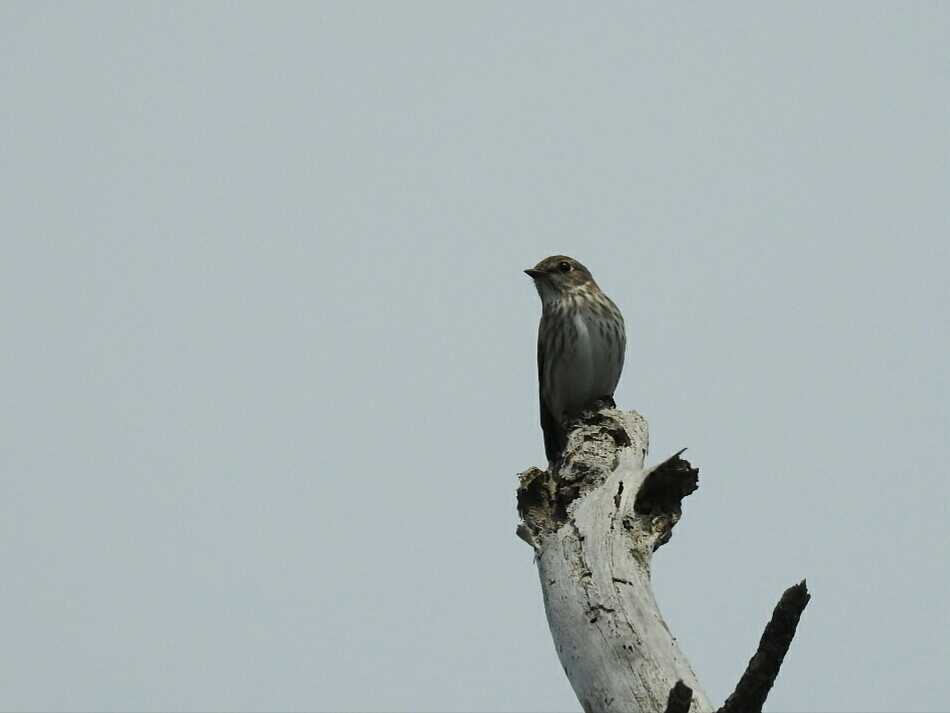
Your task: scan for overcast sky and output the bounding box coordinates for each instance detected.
[2,3,948,712]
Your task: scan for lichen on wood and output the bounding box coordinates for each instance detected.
[516,404,809,713]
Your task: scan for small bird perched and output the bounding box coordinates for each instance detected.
[525,255,626,463]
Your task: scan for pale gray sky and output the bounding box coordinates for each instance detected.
[2,3,948,711]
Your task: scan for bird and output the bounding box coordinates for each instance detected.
[525,255,626,463]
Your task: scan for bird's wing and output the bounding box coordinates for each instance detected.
[538,316,562,463]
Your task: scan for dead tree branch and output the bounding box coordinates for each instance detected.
[516,404,809,713]
[717,581,811,713]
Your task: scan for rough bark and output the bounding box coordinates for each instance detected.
[718,580,811,713]
[516,404,808,713]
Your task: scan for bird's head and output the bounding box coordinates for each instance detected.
[524,255,596,303]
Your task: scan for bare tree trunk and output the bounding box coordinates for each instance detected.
[516,404,809,713]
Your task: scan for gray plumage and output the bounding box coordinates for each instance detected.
[526,255,626,462]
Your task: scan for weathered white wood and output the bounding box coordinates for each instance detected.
[518,408,712,713]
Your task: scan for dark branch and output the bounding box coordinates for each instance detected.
[634,448,698,516]
[717,580,811,713]
[664,680,693,713]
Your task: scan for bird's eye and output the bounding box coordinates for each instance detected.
[558,261,572,273]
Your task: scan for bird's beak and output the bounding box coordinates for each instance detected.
[524,269,542,279]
